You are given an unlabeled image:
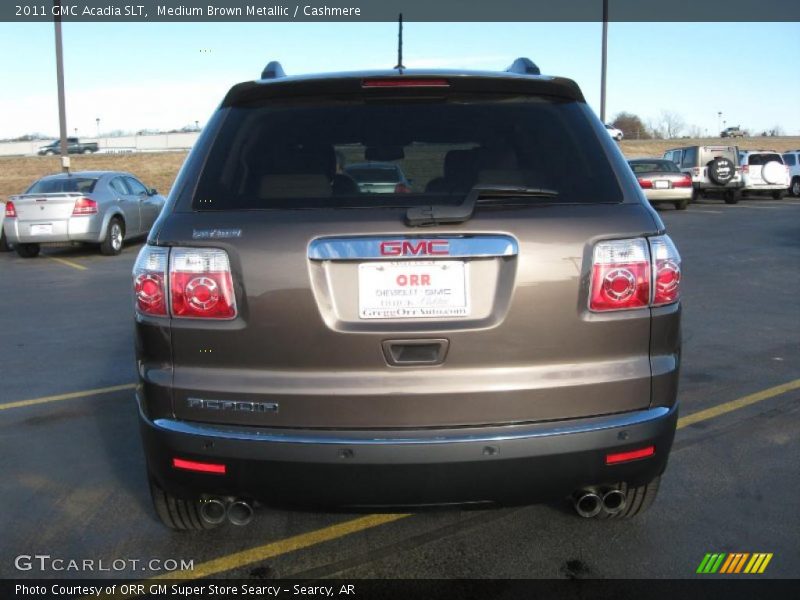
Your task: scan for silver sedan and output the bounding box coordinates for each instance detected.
[628,159,693,210]
[3,171,166,257]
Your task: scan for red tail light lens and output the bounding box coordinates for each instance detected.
[672,175,692,188]
[172,458,226,475]
[649,235,681,306]
[133,246,168,316]
[636,177,653,189]
[362,78,450,88]
[4,201,16,217]
[589,239,650,311]
[72,197,98,215]
[170,248,236,319]
[742,164,749,174]
[394,183,411,194]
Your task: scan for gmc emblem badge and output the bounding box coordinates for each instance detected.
[379,240,450,256]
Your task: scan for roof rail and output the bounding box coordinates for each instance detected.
[505,57,540,76]
[261,61,286,80]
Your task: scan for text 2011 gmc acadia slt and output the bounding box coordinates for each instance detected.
[133,58,681,529]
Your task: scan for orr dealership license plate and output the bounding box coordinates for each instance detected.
[358,261,469,319]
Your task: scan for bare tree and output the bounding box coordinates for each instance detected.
[686,124,703,139]
[659,110,686,139]
[646,118,664,140]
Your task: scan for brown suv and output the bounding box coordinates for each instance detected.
[133,58,681,529]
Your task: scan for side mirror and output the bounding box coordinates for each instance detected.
[148,188,158,196]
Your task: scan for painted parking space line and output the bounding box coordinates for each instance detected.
[0,383,136,411]
[46,255,89,271]
[83,376,800,593]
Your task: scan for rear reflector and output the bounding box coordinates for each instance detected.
[4,201,16,218]
[172,458,226,475]
[606,446,655,465]
[362,78,450,88]
[72,197,98,215]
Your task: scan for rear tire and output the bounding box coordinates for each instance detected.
[82,148,92,154]
[674,199,689,210]
[100,218,124,255]
[724,190,738,204]
[16,243,40,258]
[149,478,217,531]
[771,190,785,200]
[0,227,10,252]
[601,475,662,519]
[791,178,800,197]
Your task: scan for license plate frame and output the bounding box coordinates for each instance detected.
[30,223,53,235]
[653,180,670,189]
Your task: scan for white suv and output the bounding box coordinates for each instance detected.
[782,150,800,197]
[739,151,790,199]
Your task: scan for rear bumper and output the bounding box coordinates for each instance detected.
[139,395,678,506]
[644,189,692,202]
[3,216,102,244]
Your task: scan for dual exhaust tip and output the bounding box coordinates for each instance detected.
[574,488,626,518]
[200,498,254,526]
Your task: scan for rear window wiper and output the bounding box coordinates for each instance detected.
[405,184,559,226]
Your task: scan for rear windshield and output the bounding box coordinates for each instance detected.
[699,147,738,164]
[747,153,782,166]
[26,177,98,194]
[193,96,622,210]
[629,160,679,174]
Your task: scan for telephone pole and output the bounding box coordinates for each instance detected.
[54,0,69,172]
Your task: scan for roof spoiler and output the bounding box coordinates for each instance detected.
[505,57,540,76]
[261,61,286,80]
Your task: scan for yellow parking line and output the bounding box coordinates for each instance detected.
[677,378,800,429]
[0,383,136,411]
[47,255,88,271]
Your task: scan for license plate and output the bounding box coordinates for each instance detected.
[30,224,53,235]
[654,180,670,189]
[358,261,469,319]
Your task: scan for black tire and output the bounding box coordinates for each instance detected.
[82,148,92,154]
[691,187,700,203]
[0,227,10,252]
[44,150,55,156]
[707,158,735,186]
[674,199,689,210]
[771,190,785,200]
[16,243,40,258]
[149,479,216,531]
[600,475,662,520]
[100,217,124,255]
[791,178,800,197]
[724,190,739,204]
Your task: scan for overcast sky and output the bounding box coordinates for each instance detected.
[1,21,798,139]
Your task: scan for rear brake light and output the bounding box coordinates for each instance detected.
[72,197,97,215]
[742,164,749,174]
[133,246,168,316]
[170,247,236,319]
[650,235,681,306]
[636,177,652,189]
[589,235,681,312]
[394,183,411,193]
[673,175,692,188]
[4,201,16,217]
[589,239,650,311]
[362,78,450,88]
[692,167,700,177]
[606,445,655,465]
[172,458,226,475]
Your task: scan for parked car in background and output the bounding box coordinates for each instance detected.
[134,57,681,530]
[720,126,744,138]
[628,159,693,210]
[663,145,742,203]
[37,137,99,155]
[3,171,165,258]
[738,151,790,199]
[782,150,800,197]
[343,162,413,194]
[605,123,623,141]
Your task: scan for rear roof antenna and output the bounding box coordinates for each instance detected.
[394,13,405,74]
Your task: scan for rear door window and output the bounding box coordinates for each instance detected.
[681,147,696,168]
[192,96,622,210]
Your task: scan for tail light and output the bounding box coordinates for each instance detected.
[650,235,681,306]
[606,445,655,465]
[589,239,650,311]
[72,197,98,215]
[692,167,700,177]
[133,246,168,316]
[394,183,411,194]
[636,178,653,189]
[672,174,692,188]
[4,201,16,218]
[170,247,236,319]
[589,235,681,312]
[742,165,749,174]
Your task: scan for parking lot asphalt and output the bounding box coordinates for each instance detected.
[0,197,798,580]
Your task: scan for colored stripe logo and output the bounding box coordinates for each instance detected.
[697,553,773,574]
